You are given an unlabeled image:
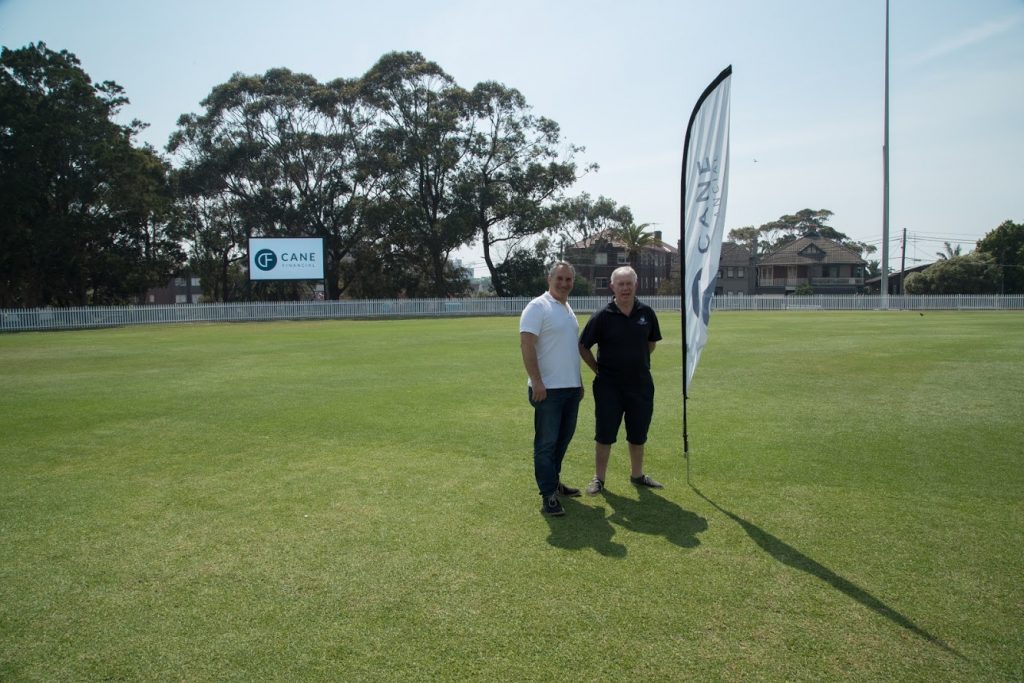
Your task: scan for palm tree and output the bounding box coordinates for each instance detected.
[936,241,962,260]
[613,222,658,270]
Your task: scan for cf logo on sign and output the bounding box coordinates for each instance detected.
[254,249,278,271]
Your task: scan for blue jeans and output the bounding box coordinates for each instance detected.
[529,386,582,497]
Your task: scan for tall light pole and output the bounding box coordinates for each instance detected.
[881,0,890,307]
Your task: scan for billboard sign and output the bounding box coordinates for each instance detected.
[248,238,324,281]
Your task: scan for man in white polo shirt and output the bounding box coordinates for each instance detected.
[519,261,584,516]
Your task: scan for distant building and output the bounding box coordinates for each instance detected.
[864,263,933,295]
[717,242,755,295]
[564,229,679,295]
[146,275,202,304]
[756,234,866,294]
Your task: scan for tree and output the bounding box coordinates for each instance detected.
[903,253,1001,294]
[757,208,876,259]
[727,226,760,257]
[976,220,1024,294]
[168,67,381,300]
[612,222,657,270]
[758,209,835,251]
[170,186,249,302]
[460,81,588,296]
[0,42,180,306]
[359,52,477,298]
[550,193,633,288]
[493,244,548,297]
[936,241,962,260]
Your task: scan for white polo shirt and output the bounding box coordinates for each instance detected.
[519,292,582,389]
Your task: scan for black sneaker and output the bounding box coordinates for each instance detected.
[557,481,581,497]
[541,494,565,516]
[630,473,663,489]
[585,477,605,496]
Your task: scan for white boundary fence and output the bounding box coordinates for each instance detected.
[2,294,1023,333]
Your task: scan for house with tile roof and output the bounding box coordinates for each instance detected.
[756,234,867,294]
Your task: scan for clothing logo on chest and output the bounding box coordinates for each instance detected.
[637,316,648,326]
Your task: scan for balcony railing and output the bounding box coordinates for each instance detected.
[759,277,864,287]
[811,277,864,286]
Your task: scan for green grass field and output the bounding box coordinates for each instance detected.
[1,311,1022,681]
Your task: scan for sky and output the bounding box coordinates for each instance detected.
[3,0,1022,275]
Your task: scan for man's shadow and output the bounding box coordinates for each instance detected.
[603,486,708,548]
[691,486,964,659]
[544,497,627,557]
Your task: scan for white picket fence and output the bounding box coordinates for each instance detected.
[2,294,1022,333]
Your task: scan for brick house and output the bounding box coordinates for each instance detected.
[564,229,679,295]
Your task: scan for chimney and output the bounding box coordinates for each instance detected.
[654,230,662,242]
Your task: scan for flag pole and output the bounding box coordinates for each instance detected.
[681,108,692,480]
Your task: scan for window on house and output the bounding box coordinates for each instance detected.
[617,252,628,265]
[595,252,608,265]
[727,267,735,278]
[737,267,745,278]
[173,277,186,287]
[595,277,609,289]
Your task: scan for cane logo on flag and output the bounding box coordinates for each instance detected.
[682,67,731,394]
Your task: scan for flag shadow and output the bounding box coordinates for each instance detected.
[544,497,627,558]
[602,486,708,549]
[691,486,964,659]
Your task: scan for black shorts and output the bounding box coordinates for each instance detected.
[592,375,654,445]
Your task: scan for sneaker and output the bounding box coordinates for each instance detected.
[630,473,663,489]
[557,481,581,498]
[585,477,605,496]
[541,494,565,516]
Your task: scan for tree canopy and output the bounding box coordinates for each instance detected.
[1,42,181,306]
[975,220,1024,294]
[729,208,877,260]
[903,252,1002,294]
[168,67,381,300]
[7,41,1013,306]
[165,51,589,300]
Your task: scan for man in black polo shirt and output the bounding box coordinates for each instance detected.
[579,266,664,494]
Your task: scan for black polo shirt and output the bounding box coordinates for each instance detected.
[580,299,662,384]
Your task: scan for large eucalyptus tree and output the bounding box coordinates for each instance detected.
[358,52,477,297]
[168,68,381,299]
[460,81,587,296]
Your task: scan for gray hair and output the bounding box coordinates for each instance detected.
[610,265,637,283]
[548,261,576,278]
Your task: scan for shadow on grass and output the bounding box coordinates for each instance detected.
[691,486,965,660]
[544,497,627,557]
[603,486,708,548]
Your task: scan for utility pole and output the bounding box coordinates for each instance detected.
[900,228,906,294]
[881,0,890,307]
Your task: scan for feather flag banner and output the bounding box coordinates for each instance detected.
[682,66,732,395]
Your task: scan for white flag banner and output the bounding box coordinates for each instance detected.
[682,66,731,394]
